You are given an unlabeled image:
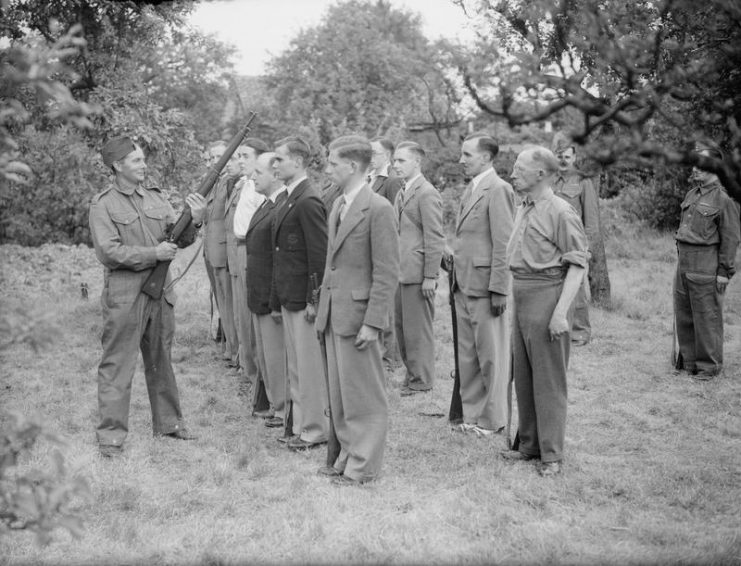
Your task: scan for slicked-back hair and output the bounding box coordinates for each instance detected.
[525,147,560,176]
[258,151,278,169]
[275,135,312,165]
[396,141,426,160]
[243,137,270,156]
[329,135,373,169]
[371,137,395,154]
[465,132,499,161]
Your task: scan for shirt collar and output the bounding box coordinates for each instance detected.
[285,175,307,195]
[698,179,721,195]
[471,167,493,191]
[114,180,143,197]
[524,186,554,206]
[342,179,365,207]
[372,163,390,178]
[404,173,422,191]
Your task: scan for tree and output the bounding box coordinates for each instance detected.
[450,0,741,204]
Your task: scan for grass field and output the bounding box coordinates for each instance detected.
[1,212,740,565]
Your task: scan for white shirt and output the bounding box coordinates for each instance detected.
[339,180,365,222]
[369,163,390,184]
[404,173,422,192]
[233,178,265,239]
[470,167,493,197]
[285,175,308,196]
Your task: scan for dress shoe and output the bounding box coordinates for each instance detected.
[264,416,284,428]
[692,371,717,382]
[452,423,477,433]
[159,428,197,440]
[539,461,562,477]
[331,474,361,486]
[571,338,589,346]
[99,444,123,458]
[253,409,274,419]
[500,449,538,462]
[286,437,325,451]
[317,465,342,477]
[471,425,504,438]
[400,386,431,397]
[276,434,294,444]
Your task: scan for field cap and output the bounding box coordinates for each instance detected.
[102,136,136,167]
[551,131,573,154]
[694,139,724,161]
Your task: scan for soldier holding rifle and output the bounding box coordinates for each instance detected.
[89,136,206,457]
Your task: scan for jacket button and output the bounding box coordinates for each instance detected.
[331,266,336,271]
[275,246,280,251]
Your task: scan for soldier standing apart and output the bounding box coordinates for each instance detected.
[229,139,269,394]
[271,136,329,451]
[446,133,514,435]
[316,135,400,484]
[551,132,604,345]
[89,137,206,457]
[673,140,740,380]
[246,153,288,429]
[391,142,445,395]
[369,137,405,369]
[203,141,241,366]
[501,147,588,476]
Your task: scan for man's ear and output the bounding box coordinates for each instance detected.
[112,160,122,173]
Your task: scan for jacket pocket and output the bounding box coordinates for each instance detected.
[473,256,491,268]
[690,203,719,240]
[351,288,370,301]
[110,211,138,225]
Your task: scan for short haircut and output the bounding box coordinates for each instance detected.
[329,135,372,169]
[242,137,270,156]
[465,132,499,160]
[371,137,395,154]
[209,140,227,151]
[258,151,278,168]
[396,141,425,159]
[275,135,312,164]
[525,147,560,175]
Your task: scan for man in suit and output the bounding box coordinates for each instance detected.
[203,141,240,366]
[446,133,515,436]
[369,137,405,369]
[271,136,329,451]
[246,152,288,428]
[228,138,269,394]
[316,134,399,484]
[391,141,444,395]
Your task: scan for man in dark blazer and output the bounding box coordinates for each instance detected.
[391,141,445,395]
[447,133,515,436]
[271,136,329,450]
[246,152,287,428]
[316,134,399,484]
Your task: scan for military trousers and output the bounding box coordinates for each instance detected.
[253,312,287,419]
[673,243,724,376]
[512,274,572,463]
[96,285,184,447]
[571,275,591,343]
[395,283,436,390]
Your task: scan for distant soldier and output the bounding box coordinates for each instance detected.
[673,140,740,380]
[316,134,399,484]
[501,147,588,476]
[391,141,444,395]
[89,136,206,457]
[551,132,610,345]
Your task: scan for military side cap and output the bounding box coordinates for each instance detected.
[102,136,136,167]
[551,131,573,154]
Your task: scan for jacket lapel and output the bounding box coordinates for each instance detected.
[457,170,495,230]
[397,175,423,220]
[332,185,371,256]
[224,177,243,214]
[272,179,307,237]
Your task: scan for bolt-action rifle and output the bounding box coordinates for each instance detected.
[141,112,257,299]
[444,256,464,424]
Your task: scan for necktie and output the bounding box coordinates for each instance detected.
[460,182,474,211]
[336,196,346,231]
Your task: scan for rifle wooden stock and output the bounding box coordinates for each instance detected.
[141,111,258,300]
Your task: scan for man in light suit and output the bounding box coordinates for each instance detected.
[246,152,287,429]
[316,134,399,485]
[271,136,329,451]
[228,138,269,394]
[446,132,515,435]
[391,141,444,395]
[203,141,240,366]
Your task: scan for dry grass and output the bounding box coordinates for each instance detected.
[1,218,740,565]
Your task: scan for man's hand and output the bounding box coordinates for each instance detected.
[270,310,282,323]
[441,247,454,271]
[186,193,207,225]
[490,292,507,317]
[304,303,316,323]
[717,275,730,294]
[421,277,437,300]
[155,242,177,261]
[548,309,570,341]
[354,324,379,350]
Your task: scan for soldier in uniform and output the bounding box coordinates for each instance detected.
[673,140,740,380]
[89,136,206,457]
[551,132,606,345]
[501,147,588,476]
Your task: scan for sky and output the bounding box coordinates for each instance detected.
[188,0,472,76]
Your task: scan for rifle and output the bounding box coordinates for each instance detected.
[445,256,463,424]
[141,111,258,299]
[506,352,519,450]
[311,273,341,467]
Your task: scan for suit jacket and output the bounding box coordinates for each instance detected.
[316,185,399,337]
[246,194,285,315]
[452,169,515,297]
[394,175,444,284]
[203,174,230,268]
[270,178,328,311]
[372,173,404,205]
[225,176,244,273]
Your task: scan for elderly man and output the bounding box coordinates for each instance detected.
[89,136,206,457]
[501,146,588,477]
[316,134,399,484]
[673,140,740,380]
